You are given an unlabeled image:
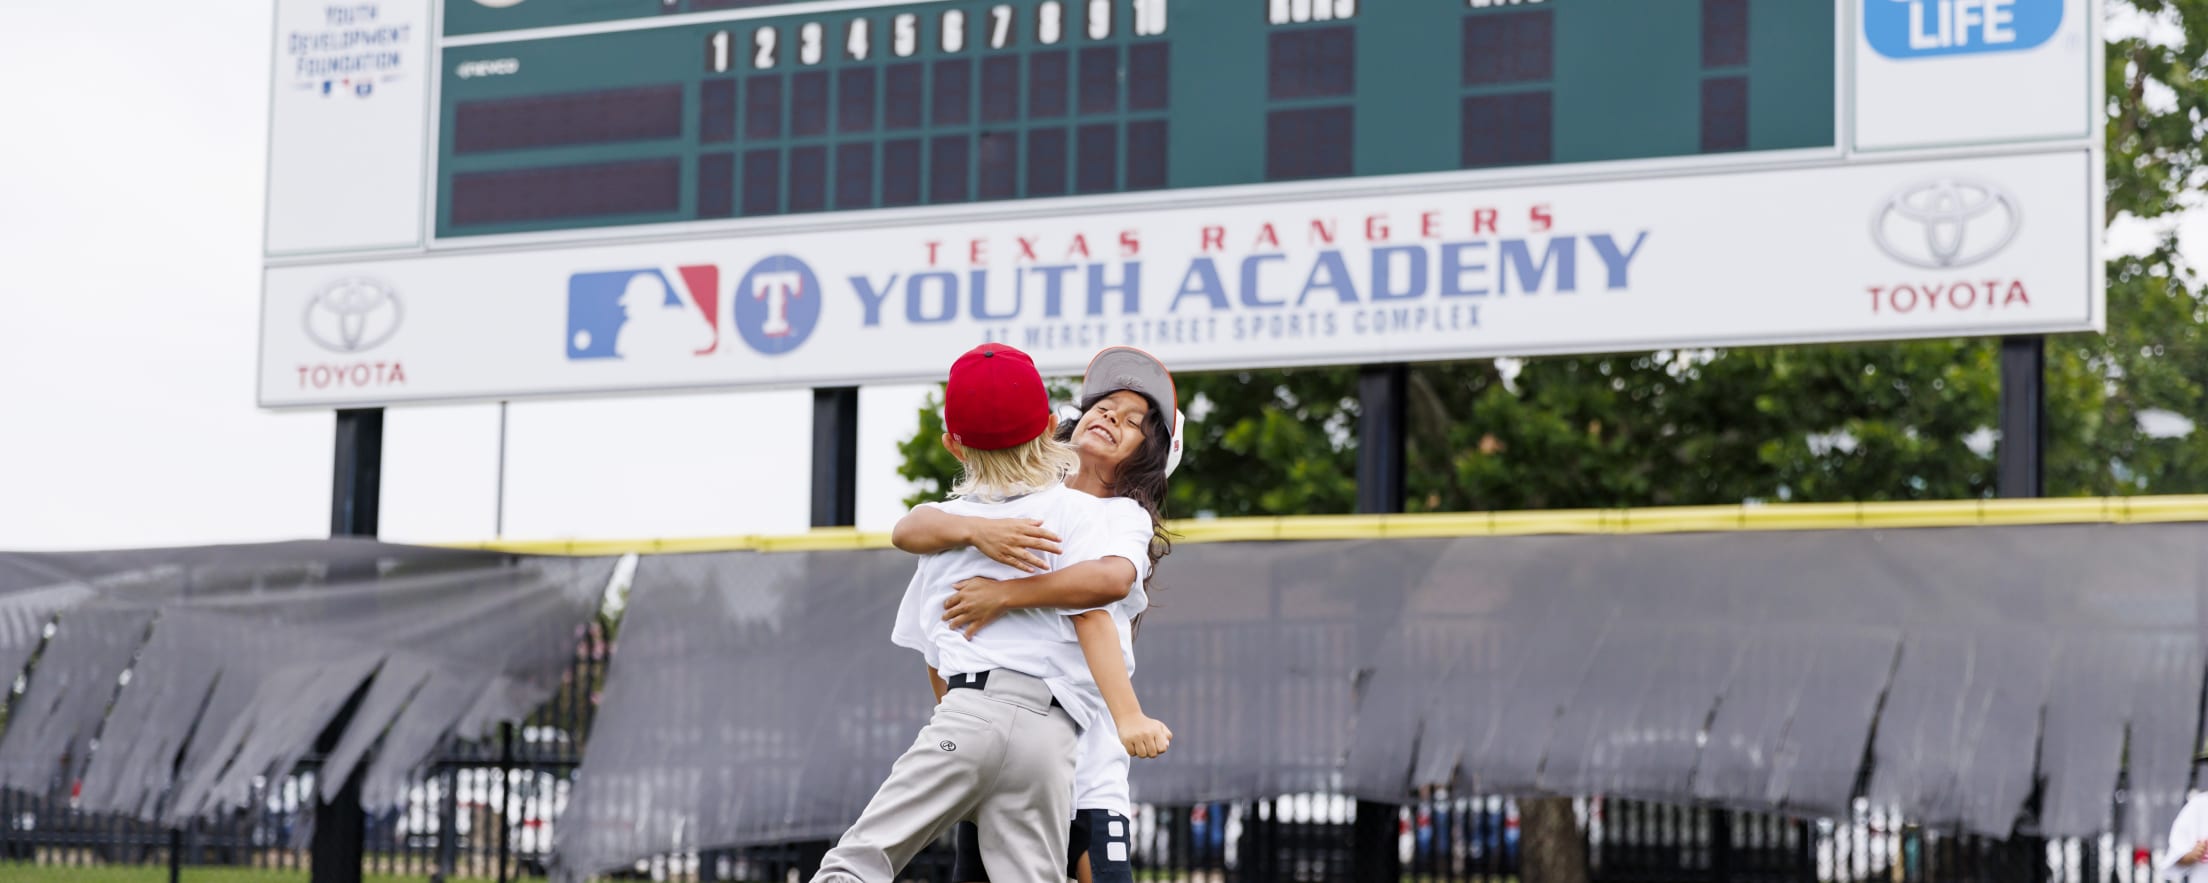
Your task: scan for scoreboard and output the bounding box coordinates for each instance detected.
[259,0,2101,409]
[433,0,1834,238]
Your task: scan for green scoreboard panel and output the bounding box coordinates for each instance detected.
[436,0,1834,239]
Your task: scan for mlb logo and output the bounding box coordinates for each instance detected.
[566,267,720,362]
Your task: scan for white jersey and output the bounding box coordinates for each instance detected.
[889,483,1149,735]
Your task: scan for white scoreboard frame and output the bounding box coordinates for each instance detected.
[259,0,2104,409]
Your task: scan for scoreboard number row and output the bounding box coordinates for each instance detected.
[707,1,1167,73]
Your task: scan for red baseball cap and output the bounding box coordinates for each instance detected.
[944,344,1051,450]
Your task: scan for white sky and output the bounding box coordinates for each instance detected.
[0,1,933,550]
[1,1,2202,551]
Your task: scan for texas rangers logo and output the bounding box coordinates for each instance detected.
[733,255,822,357]
[565,256,821,362]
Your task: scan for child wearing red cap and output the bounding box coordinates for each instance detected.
[899,345,1185,883]
[811,344,1165,883]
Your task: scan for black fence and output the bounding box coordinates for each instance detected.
[0,622,2175,882]
[0,619,611,880]
[647,796,2162,883]
[2,788,2168,883]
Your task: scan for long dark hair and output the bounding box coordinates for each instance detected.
[1056,391,1175,614]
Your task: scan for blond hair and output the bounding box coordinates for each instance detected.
[951,432,1079,501]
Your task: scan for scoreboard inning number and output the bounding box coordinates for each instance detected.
[1269,0,1357,25]
[708,1,1170,73]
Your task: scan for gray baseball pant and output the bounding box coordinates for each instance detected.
[811,668,1078,883]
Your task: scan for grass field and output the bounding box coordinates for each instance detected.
[0,868,1517,883]
[0,867,426,883]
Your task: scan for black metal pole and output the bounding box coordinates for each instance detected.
[811,387,860,528]
[1998,336,2051,874]
[436,764,459,881]
[787,388,860,879]
[497,723,515,883]
[1351,364,1407,883]
[330,408,383,537]
[1356,365,1408,514]
[313,408,381,883]
[1998,336,2045,499]
[1711,810,1733,883]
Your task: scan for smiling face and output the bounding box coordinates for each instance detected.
[1071,390,1153,473]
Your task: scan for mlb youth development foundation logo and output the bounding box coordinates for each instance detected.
[565,256,821,362]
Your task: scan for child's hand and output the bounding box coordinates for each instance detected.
[1117,715,1172,759]
[945,577,1016,638]
[967,517,1062,572]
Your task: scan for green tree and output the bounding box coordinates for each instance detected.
[893,3,2208,880]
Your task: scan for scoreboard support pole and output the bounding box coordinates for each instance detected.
[314,408,383,883]
[330,407,382,539]
[1996,335,2051,870]
[812,388,861,528]
[1352,364,1408,883]
[1356,365,1409,514]
[1998,336,2046,499]
[782,386,862,880]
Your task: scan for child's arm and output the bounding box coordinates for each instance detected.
[942,559,1137,638]
[1071,610,1170,758]
[928,666,947,703]
[891,507,1062,572]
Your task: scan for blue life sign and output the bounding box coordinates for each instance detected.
[1865,0,2063,58]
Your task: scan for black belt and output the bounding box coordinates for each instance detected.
[946,670,1063,709]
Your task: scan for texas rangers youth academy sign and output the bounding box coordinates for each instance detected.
[258,150,2094,407]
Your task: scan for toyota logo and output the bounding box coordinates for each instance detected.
[1871,178,2021,270]
[303,277,403,354]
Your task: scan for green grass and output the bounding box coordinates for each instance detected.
[0,866,424,883]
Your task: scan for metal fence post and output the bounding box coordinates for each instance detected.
[437,764,459,881]
[1711,809,1733,883]
[498,723,515,883]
